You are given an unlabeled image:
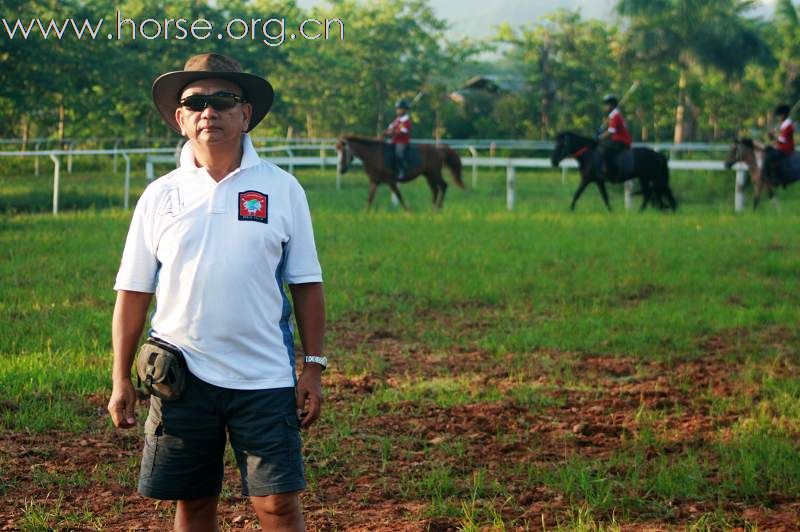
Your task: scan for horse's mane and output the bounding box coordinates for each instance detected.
[738,137,755,148]
[343,134,384,145]
[558,131,598,147]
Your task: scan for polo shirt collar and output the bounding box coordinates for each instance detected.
[179,133,260,174]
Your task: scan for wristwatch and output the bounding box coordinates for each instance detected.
[303,355,327,371]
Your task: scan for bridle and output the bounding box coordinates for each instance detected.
[337,140,353,173]
[572,146,590,158]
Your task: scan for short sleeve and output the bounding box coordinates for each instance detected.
[284,181,323,284]
[114,191,159,293]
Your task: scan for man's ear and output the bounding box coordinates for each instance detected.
[241,102,252,131]
[175,108,187,136]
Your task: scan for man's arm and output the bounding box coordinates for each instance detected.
[289,282,326,429]
[107,289,153,429]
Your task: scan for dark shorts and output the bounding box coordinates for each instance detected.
[138,371,305,500]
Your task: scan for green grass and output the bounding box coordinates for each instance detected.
[2,162,800,528]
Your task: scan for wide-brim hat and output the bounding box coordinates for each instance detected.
[152,53,274,134]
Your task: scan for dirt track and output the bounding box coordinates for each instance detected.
[3,336,799,530]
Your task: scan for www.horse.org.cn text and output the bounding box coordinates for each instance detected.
[1,11,345,47]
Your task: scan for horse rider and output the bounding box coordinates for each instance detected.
[765,103,795,186]
[384,99,412,181]
[597,94,632,178]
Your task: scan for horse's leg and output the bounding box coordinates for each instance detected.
[596,180,611,211]
[424,173,439,207]
[768,184,781,211]
[570,178,591,211]
[429,170,447,209]
[668,189,677,211]
[367,180,378,210]
[638,179,651,211]
[387,181,409,211]
[753,178,763,210]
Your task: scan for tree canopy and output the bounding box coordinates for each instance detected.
[0,0,797,143]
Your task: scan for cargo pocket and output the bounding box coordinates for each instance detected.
[284,414,301,447]
[142,406,164,475]
[283,414,304,481]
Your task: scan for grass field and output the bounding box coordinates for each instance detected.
[1,159,799,530]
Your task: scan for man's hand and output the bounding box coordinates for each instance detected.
[108,378,137,429]
[295,365,323,429]
[288,282,325,429]
[109,290,152,429]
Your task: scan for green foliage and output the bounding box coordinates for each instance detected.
[0,0,797,141]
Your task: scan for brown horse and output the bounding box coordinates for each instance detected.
[724,138,775,210]
[336,135,464,210]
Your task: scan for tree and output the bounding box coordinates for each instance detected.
[616,0,771,143]
[497,11,622,139]
[768,0,800,106]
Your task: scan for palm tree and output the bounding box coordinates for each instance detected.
[772,0,800,102]
[616,0,770,143]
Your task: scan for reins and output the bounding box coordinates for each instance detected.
[572,146,590,158]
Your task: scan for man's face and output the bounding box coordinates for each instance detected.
[175,78,252,145]
[396,107,407,117]
[604,102,614,113]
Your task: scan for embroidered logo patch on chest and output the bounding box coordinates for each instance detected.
[238,190,268,224]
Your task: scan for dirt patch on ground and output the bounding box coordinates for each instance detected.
[2,328,798,529]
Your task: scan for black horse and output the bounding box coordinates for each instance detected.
[550,132,677,211]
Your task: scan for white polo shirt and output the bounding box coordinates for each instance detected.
[114,134,322,390]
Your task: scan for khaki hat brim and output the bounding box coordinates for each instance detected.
[152,70,273,134]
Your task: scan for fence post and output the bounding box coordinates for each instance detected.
[121,152,131,210]
[49,154,60,215]
[146,158,155,183]
[287,147,294,174]
[113,139,121,173]
[67,142,73,174]
[320,147,326,170]
[335,150,342,191]
[624,180,633,210]
[468,146,478,188]
[735,166,746,213]
[506,161,515,211]
[34,142,40,176]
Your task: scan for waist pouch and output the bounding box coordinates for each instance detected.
[136,338,187,402]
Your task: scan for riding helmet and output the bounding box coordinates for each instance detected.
[603,94,618,106]
[774,104,791,116]
[395,99,411,110]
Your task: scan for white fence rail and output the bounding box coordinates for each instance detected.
[0,136,736,153]
[1,147,748,215]
[147,154,748,213]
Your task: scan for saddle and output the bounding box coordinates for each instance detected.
[778,152,800,185]
[383,143,422,177]
[611,150,636,179]
[597,148,635,180]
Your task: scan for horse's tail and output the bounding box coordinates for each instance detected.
[661,152,671,186]
[659,151,678,210]
[440,146,465,188]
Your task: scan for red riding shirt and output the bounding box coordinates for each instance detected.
[388,114,412,145]
[776,118,795,155]
[607,108,632,147]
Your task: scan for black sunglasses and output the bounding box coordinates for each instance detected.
[180,92,248,112]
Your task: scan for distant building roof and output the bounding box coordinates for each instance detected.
[449,75,526,104]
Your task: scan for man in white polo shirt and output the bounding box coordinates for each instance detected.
[107,53,326,531]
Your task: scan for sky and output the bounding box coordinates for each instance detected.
[296,0,778,39]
